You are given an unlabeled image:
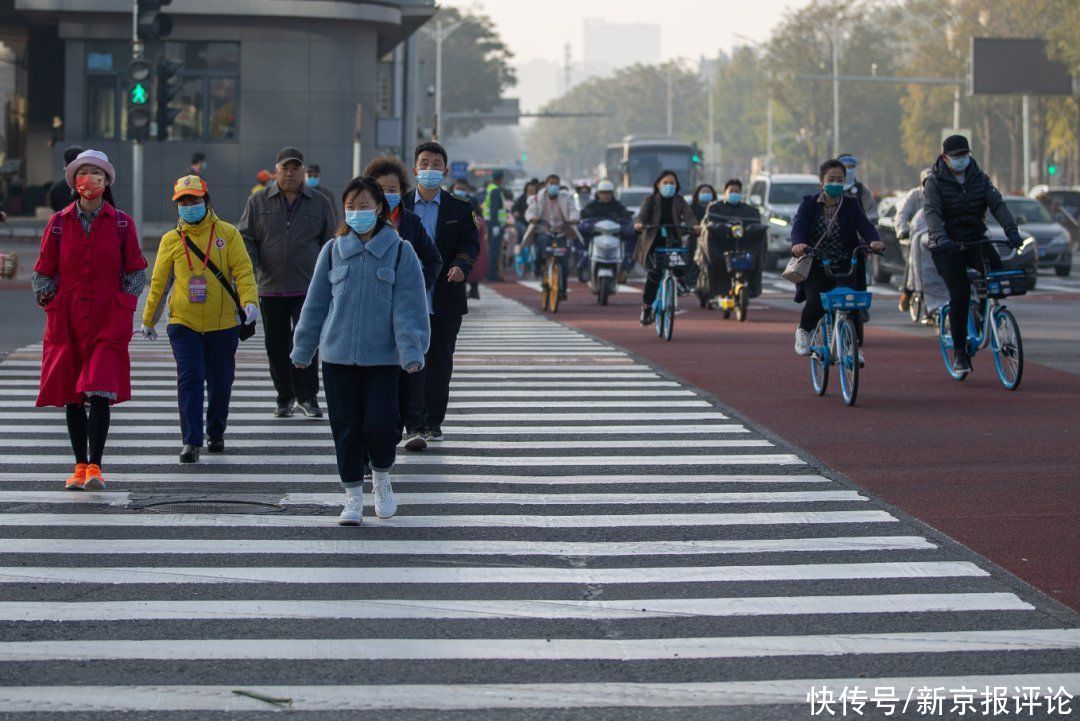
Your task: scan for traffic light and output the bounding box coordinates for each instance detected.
[1048,163,1058,177]
[126,57,151,141]
[690,145,702,164]
[137,0,173,41]
[155,57,183,142]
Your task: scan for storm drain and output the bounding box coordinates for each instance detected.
[130,495,286,515]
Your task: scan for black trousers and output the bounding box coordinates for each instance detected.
[398,366,427,434]
[932,244,1003,350]
[65,396,110,466]
[261,295,319,404]
[424,314,463,430]
[798,260,864,344]
[322,362,400,489]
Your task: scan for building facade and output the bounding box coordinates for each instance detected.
[2,0,434,223]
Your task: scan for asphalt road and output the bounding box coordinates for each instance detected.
[0,288,1078,719]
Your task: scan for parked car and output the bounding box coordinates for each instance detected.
[747,174,822,270]
[1002,195,1071,276]
[872,193,907,285]
[616,186,652,220]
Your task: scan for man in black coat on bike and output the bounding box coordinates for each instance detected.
[697,179,763,300]
[923,134,1023,373]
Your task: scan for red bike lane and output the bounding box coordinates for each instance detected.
[492,280,1080,613]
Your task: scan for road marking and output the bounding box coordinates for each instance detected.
[0,388,698,398]
[0,411,733,422]
[0,424,749,437]
[0,438,768,451]
[0,561,985,585]
[4,399,714,410]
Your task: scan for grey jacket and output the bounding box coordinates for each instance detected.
[237,182,338,295]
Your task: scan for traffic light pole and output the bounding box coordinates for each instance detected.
[131,0,144,238]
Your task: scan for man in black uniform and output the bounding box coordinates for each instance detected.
[402,141,480,442]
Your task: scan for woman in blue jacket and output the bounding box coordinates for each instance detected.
[790,159,883,356]
[292,176,431,526]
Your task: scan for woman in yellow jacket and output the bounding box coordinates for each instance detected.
[141,175,259,463]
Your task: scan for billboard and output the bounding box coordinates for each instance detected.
[970,38,1073,95]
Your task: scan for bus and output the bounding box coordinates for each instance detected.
[603,136,704,190]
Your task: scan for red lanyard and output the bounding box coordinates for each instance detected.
[179,222,217,274]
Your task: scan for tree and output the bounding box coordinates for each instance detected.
[415,7,516,138]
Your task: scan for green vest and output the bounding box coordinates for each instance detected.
[482,183,507,225]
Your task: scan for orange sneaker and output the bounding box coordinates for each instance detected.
[83,464,106,491]
[65,463,88,490]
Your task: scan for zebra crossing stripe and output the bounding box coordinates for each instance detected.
[0,438,770,450]
[0,453,801,466]
[0,412,733,422]
[0,424,748,436]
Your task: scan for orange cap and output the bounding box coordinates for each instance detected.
[172,174,208,201]
[256,169,272,183]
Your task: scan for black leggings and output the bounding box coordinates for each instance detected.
[932,244,1003,349]
[65,396,110,466]
[799,260,864,344]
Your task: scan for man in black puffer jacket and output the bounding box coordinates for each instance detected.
[924,134,1022,373]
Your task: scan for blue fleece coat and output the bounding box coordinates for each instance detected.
[291,224,431,370]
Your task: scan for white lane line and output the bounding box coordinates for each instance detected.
[0,388,697,399]
[7,628,1077,662]
[3,399,714,410]
[0,561,986,585]
[3,675,1078,712]
[0,412,732,422]
[0,510,897,528]
[0,490,864,506]
[0,535,931,557]
[0,380,682,389]
[0,453,801,467]
[0,360,649,372]
[0,424,747,437]
[0,436,768,446]
[0,473,830,485]
[0,592,1028,623]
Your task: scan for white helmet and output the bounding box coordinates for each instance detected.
[596,179,615,192]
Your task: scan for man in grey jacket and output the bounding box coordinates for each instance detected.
[238,147,337,418]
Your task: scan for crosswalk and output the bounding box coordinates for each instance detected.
[0,289,1077,718]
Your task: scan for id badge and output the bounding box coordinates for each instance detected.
[189,275,207,303]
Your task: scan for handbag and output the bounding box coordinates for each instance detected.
[782,198,841,284]
[182,234,256,340]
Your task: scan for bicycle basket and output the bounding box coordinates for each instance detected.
[724,252,756,272]
[985,269,1027,298]
[656,247,688,270]
[819,288,873,311]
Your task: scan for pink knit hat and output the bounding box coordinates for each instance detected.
[65,149,116,189]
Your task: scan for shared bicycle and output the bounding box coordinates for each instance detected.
[937,240,1025,390]
[647,224,692,341]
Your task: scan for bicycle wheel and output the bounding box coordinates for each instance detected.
[937,303,968,381]
[735,285,749,322]
[909,292,922,323]
[598,276,613,306]
[547,260,561,313]
[514,251,527,279]
[991,307,1023,390]
[838,316,860,406]
[809,317,829,396]
[662,276,676,341]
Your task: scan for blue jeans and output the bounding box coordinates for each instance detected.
[167,324,239,446]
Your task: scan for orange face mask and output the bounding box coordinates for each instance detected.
[75,174,106,201]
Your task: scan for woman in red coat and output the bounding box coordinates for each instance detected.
[31,150,147,490]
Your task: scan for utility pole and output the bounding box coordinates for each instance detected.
[1022,94,1031,192]
[666,66,673,137]
[766,85,774,172]
[707,80,716,183]
[831,33,840,156]
[420,19,463,141]
[563,43,572,94]
[130,0,143,235]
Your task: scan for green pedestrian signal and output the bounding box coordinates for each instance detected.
[1048,164,1057,176]
[691,153,701,164]
[520,152,528,163]
[130,82,149,105]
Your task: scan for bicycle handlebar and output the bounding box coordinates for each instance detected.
[806,245,879,281]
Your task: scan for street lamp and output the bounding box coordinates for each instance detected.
[419,19,464,141]
[733,34,773,173]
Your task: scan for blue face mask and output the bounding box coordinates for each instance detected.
[452,188,469,199]
[844,168,856,189]
[698,192,713,203]
[948,154,970,172]
[345,209,378,235]
[178,202,206,224]
[823,183,845,198]
[659,183,677,199]
[417,169,444,189]
[726,192,741,205]
[547,184,560,198]
[384,192,401,210]
[306,176,320,188]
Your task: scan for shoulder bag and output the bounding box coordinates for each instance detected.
[182,233,256,340]
[782,197,841,284]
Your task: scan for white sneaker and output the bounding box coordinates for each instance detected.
[338,493,363,526]
[372,471,398,519]
[858,351,865,368]
[794,327,811,356]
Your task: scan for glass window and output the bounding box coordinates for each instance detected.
[167,78,204,142]
[86,76,118,139]
[85,42,129,73]
[208,78,237,140]
[768,183,821,204]
[1003,199,1052,224]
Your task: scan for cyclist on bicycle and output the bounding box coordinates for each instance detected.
[634,170,697,325]
[525,173,580,300]
[791,159,884,357]
[924,134,1022,373]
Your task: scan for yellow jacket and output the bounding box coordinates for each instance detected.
[143,210,258,333]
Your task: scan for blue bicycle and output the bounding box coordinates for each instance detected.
[808,246,874,407]
[937,239,1025,390]
[647,224,691,341]
[513,242,536,279]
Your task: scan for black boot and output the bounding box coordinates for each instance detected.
[639,305,654,326]
[179,444,201,464]
[207,437,225,453]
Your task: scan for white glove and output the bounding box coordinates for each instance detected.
[244,303,260,325]
[140,324,158,341]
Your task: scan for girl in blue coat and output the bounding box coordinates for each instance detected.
[291,176,431,526]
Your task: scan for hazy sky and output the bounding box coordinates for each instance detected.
[440,0,807,65]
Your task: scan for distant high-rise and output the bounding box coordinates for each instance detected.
[582,18,661,79]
